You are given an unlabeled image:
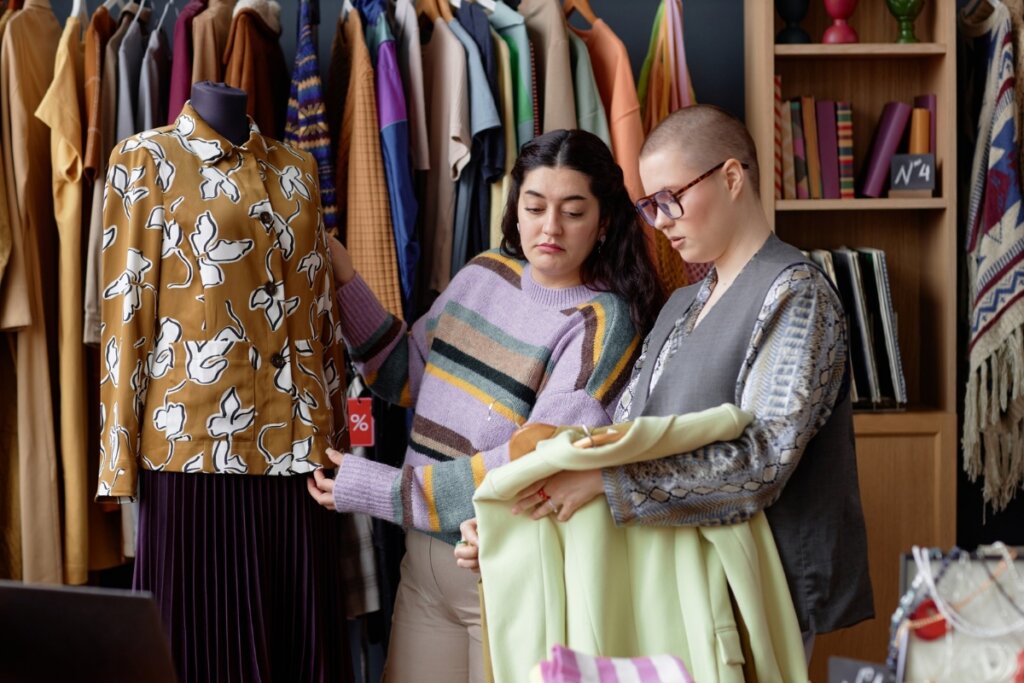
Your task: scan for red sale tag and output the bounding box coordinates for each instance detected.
[347,397,375,448]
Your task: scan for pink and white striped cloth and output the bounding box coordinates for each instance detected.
[533,645,694,683]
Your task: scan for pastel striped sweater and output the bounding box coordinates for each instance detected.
[333,249,640,544]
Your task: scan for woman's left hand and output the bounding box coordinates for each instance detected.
[512,469,605,523]
[306,449,346,511]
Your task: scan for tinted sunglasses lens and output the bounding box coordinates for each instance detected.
[636,199,658,226]
[655,191,682,220]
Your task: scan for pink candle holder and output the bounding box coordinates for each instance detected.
[823,0,860,43]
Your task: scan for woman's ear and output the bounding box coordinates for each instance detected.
[722,158,746,198]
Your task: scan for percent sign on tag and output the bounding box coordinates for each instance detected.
[347,397,375,448]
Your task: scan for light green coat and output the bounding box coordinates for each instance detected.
[473,405,809,683]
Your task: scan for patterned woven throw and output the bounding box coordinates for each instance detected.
[961,0,1024,511]
[531,646,693,683]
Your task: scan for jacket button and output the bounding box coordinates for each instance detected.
[270,353,287,369]
[259,211,273,227]
[263,280,276,296]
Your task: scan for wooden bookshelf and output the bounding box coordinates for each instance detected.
[744,1,957,679]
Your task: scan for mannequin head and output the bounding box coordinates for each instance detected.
[190,81,250,145]
[500,129,663,334]
[637,105,769,272]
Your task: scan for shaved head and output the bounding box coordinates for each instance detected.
[641,104,760,195]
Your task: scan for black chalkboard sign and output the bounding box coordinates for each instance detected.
[828,656,893,683]
[889,154,936,191]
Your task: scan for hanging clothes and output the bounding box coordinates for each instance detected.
[284,0,337,233]
[332,8,403,318]
[567,31,610,147]
[137,12,171,132]
[390,0,429,172]
[517,0,575,132]
[0,10,15,291]
[115,8,152,144]
[34,10,90,585]
[449,12,501,276]
[223,0,288,139]
[167,0,207,123]
[0,0,63,584]
[83,5,117,189]
[489,27,516,248]
[191,0,234,85]
[571,17,687,294]
[85,4,140,347]
[488,0,534,150]
[365,12,419,317]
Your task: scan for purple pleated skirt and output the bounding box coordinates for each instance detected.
[134,470,353,683]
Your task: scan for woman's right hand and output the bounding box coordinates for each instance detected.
[329,236,356,286]
[454,518,481,573]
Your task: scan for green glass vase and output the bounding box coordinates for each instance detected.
[886,0,926,43]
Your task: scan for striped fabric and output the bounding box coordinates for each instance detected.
[533,646,693,683]
[285,0,338,232]
[332,249,640,544]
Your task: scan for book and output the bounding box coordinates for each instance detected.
[781,101,796,199]
[862,101,912,198]
[913,93,937,154]
[857,248,908,405]
[816,100,840,199]
[832,247,882,404]
[774,75,783,200]
[790,100,810,199]
[810,249,858,404]
[836,102,855,199]
[909,108,930,155]
[801,95,823,198]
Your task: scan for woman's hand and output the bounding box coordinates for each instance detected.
[512,469,605,523]
[328,237,356,286]
[306,449,346,510]
[454,518,481,573]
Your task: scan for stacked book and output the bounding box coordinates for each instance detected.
[809,248,908,408]
[774,85,937,200]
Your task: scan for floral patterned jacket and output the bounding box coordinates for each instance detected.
[97,103,348,501]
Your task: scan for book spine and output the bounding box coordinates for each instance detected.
[913,93,937,155]
[801,95,823,198]
[782,98,796,199]
[837,102,855,199]
[791,100,810,199]
[816,100,840,199]
[774,75,783,199]
[909,108,930,155]
[862,101,912,198]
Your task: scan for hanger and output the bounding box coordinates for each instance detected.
[449,0,460,8]
[103,0,124,10]
[154,0,171,32]
[71,0,87,20]
[415,0,438,22]
[131,0,147,26]
[563,0,597,25]
[342,0,354,18]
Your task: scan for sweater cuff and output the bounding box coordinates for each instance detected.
[336,274,394,347]
[333,454,401,523]
[601,466,636,527]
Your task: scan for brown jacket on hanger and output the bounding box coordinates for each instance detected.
[223,0,288,138]
[191,0,234,84]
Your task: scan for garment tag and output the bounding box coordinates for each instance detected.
[347,397,375,448]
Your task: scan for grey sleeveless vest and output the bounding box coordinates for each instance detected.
[628,234,874,634]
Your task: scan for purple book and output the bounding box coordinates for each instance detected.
[816,100,840,199]
[862,101,912,198]
[914,93,937,154]
[790,100,810,200]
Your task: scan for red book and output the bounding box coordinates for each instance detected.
[816,100,840,199]
[861,101,912,198]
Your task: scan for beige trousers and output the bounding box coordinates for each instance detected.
[383,531,484,683]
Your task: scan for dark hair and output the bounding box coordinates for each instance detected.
[499,130,664,335]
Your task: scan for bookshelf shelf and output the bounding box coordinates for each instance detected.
[775,43,947,59]
[746,1,956,679]
[776,198,947,211]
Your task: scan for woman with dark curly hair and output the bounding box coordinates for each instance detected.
[307,129,662,682]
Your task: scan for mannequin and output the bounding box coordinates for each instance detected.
[189,81,250,145]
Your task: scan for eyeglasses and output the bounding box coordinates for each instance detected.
[634,161,749,227]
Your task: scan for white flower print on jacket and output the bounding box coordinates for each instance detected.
[97,103,349,501]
